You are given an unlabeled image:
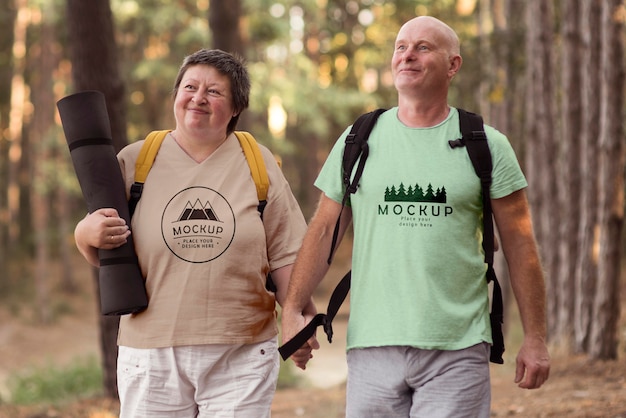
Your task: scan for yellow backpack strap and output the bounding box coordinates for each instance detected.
[234,131,270,215]
[235,131,279,293]
[129,130,170,217]
[236,131,280,292]
[135,130,170,183]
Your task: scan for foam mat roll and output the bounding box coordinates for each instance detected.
[57,90,148,315]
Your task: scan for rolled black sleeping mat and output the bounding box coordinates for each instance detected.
[57,90,148,315]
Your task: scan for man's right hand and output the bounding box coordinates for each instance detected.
[281,307,320,370]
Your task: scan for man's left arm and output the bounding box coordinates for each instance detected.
[492,189,550,389]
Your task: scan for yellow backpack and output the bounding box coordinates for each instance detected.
[128,130,275,219]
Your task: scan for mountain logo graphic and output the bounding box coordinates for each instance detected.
[161,186,236,263]
[177,198,221,222]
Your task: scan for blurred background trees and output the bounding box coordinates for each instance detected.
[0,0,624,397]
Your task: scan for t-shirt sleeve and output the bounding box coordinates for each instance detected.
[485,125,528,199]
[314,126,352,204]
[260,145,307,270]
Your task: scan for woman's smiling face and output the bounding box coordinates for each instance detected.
[173,64,236,138]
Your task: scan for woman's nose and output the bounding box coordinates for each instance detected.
[192,90,207,104]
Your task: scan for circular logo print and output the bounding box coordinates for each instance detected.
[161,186,235,263]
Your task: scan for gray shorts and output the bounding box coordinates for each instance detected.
[346,343,491,418]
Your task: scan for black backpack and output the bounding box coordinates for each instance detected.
[279,108,505,365]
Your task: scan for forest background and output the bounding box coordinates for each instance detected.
[0,0,625,408]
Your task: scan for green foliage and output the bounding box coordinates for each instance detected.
[7,357,103,405]
[3,353,301,404]
[112,0,487,217]
[249,54,374,141]
[112,0,210,138]
[107,0,491,157]
[246,1,290,45]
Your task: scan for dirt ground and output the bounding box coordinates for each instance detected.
[0,254,625,418]
[1,349,625,418]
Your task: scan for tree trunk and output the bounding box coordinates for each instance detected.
[589,0,624,360]
[65,0,127,150]
[489,0,526,322]
[574,0,602,354]
[30,3,60,324]
[525,0,558,339]
[64,0,127,398]
[474,0,493,117]
[209,0,243,56]
[554,0,582,350]
[0,0,16,286]
[57,187,77,293]
[8,0,28,246]
[209,0,249,132]
[296,7,328,220]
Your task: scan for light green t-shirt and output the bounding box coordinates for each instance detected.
[315,107,527,351]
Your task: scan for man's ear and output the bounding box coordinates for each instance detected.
[448,55,462,78]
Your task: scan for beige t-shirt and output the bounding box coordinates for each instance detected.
[116,133,306,348]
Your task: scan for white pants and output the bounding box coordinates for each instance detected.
[117,338,279,418]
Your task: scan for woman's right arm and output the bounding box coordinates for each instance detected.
[74,208,131,267]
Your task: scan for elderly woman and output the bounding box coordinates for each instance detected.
[75,49,315,417]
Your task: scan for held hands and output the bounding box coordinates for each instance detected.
[515,335,550,389]
[281,306,320,370]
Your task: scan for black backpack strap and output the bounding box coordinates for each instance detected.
[328,108,386,264]
[278,271,351,360]
[258,201,277,292]
[450,108,504,364]
[279,109,384,361]
[128,184,142,219]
